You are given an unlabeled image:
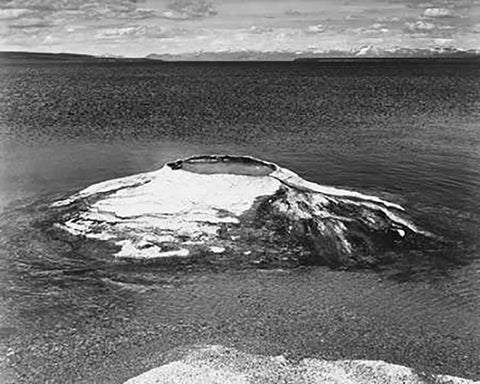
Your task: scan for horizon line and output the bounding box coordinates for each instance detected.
[1,49,480,62]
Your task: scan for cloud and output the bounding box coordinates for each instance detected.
[360,23,390,34]
[160,0,217,20]
[0,0,155,21]
[0,8,29,19]
[285,8,301,16]
[0,0,159,44]
[8,18,52,28]
[307,24,324,33]
[1,0,479,56]
[0,0,159,46]
[94,24,190,40]
[375,16,400,23]
[1,0,125,11]
[394,0,478,13]
[423,7,453,18]
[248,25,273,34]
[433,38,454,45]
[95,25,147,39]
[345,14,363,21]
[405,20,436,32]
[116,8,156,20]
[370,23,388,30]
[438,25,455,30]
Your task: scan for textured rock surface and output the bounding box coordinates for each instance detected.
[124,345,474,384]
[51,155,436,267]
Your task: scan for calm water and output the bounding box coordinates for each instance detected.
[0,61,479,382]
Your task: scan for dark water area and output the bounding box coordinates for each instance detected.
[0,61,479,382]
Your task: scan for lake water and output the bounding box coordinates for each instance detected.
[0,60,479,382]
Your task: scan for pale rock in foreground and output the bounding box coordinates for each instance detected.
[124,345,474,384]
[51,155,438,267]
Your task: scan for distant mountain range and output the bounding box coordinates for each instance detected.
[1,46,479,62]
[146,46,480,61]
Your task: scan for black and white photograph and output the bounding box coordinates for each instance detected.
[0,0,479,383]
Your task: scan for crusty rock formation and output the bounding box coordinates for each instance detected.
[51,155,437,267]
[123,345,474,384]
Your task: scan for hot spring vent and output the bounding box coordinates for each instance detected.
[50,155,438,267]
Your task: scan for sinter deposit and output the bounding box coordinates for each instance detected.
[124,345,474,384]
[51,155,437,267]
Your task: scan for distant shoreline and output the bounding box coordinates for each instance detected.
[0,51,155,63]
[1,50,479,63]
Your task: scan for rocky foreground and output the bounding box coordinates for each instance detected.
[124,345,474,384]
[50,155,442,268]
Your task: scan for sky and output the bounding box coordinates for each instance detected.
[0,0,479,56]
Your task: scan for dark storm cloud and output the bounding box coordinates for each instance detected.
[160,0,217,20]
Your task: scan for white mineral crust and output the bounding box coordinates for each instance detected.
[52,156,428,260]
[123,345,474,384]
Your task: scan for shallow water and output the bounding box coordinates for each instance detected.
[0,61,479,382]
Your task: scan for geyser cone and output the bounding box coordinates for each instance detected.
[50,155,439,268]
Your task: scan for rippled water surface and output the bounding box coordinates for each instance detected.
[0,61,479,383]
